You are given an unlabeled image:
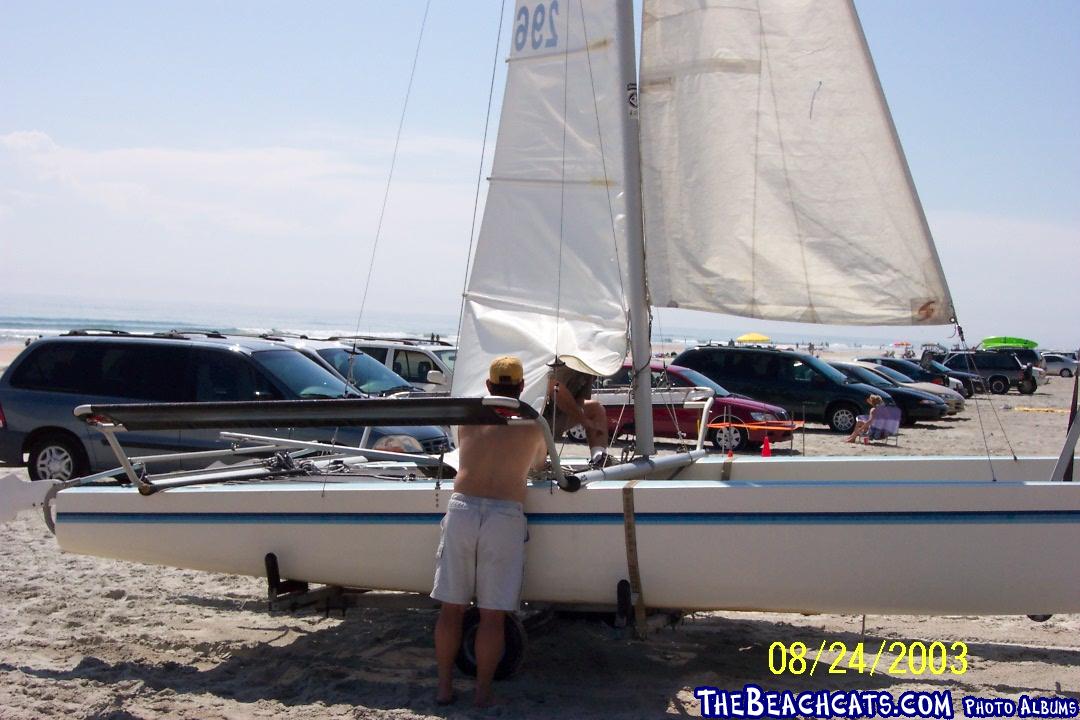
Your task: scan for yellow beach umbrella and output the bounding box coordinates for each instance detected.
[736,332,771,344]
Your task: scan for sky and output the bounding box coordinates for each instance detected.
[1,1,1078,347]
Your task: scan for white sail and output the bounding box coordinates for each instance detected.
[453,0,635,406]
[639,0,955,326]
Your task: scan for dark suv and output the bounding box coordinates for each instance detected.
[943,351,1036,395]
[672,345,890,433]
[0,332,452,480]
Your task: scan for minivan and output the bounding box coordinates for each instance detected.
[0,332,452,480]
[671,345,890,433]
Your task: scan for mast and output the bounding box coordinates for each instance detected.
[614,2,655,456]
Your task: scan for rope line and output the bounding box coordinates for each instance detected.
[455,0,508,343]
[352,0,433,336]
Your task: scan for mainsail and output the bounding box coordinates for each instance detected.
[639,0,955,326]
[453,0,635,406]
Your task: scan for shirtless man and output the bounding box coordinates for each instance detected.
[544,362,608,466]
[432,355,547,708]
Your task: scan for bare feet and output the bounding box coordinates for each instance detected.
[436,687,457,706]
[474,690,496,709]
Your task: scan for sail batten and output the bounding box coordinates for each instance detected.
[639,0,955,326]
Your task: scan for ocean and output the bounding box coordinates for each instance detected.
[0,293,900,351]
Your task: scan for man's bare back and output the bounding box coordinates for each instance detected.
[452,423,547,504]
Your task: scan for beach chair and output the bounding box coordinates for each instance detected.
[863,405,901,445]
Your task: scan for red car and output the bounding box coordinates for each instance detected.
[590,362,795,452]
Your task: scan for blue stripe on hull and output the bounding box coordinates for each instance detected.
[57,510,1080,526]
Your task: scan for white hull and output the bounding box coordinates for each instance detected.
[55,455,1080,615]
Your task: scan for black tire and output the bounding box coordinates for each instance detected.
[987,376,1009,395]
[709,424,748,453]
[826,403,859,433]
[1061,369,1072,378]
[960,382,974,399]
[27,433,89,481]
[1018,378,1037,395]
[454,607,527,681]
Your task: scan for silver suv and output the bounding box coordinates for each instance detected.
[0,331,452,480]
[331,336,455,392]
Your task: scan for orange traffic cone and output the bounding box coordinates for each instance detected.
[761,435,772,457]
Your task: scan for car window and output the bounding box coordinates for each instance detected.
[790,359,816,383]
[193,349,282,401]
[9,343,103,393]
[842,365,893,389]
[358,347,388,363]
[867,364,914,384]
[669,367,731,396]
[602,367,632,386]
[392,350,436,384]
[251,349,352,399]
[98,344,193,401]
[434,349,456,373]
[316,347,412,395]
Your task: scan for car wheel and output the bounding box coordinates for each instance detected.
[960,382,973,399]
[564,424,587,442]
[827,403,859,433]
[987,376,1009,394]
[27,433,89,481]
[709,425,748,453]
[1018,378,1037,395]
[1061,369,1073,378]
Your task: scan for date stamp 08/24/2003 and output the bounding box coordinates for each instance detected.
[766,641,968,677]
[690,640,1079,719]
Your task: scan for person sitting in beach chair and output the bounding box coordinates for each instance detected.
[845,394,885,443]
[862,405,902,445]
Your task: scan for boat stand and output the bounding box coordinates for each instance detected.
[263,553,441,616]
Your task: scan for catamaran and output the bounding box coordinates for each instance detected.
[5,0,1079,640]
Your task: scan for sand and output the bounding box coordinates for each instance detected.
[1,342,1079,718]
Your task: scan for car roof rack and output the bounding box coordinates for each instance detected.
[327,334,453,347]
[63,328,133,336]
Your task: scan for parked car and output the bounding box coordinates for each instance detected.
[0,332,452,481]
[847,361,965,414]
[332,336,455,390]
[914,353,986,397]
[942,350,1037,394]
[829,362,948,425]
[855,356,963,394]
[261,337,420,396]
[1040,353,1077,378]
[672,345,891,433]
[981,345,1044,370]
[587,362,794,452]
[333,336,455,392]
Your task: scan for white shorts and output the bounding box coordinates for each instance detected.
[431,492,528,612]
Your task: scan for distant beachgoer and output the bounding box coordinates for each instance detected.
[543,362,608,467]
[845,394,884,443]
[432,355,547,708]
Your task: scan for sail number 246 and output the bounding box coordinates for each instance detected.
[515,2,560,51]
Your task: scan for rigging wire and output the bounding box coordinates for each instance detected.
[343,0,433,391]
[350,0,433,340]
[455,0,508,346]
[551,0,573,361]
